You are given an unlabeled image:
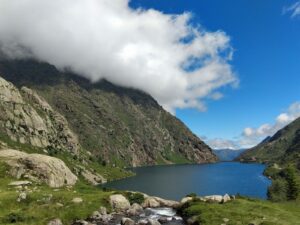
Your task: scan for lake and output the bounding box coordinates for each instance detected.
[103,162,271,201]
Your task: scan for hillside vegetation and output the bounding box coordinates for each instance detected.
[0,59,217,169]
[238,117,300,201]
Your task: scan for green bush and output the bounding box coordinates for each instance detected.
[125,192,145,205]
[186,193,197,198]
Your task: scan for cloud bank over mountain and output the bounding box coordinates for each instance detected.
[0,0,237,113]
[207,102,300,149]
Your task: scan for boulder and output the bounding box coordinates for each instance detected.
[223,194,231,203]
[109,194,130,212]
[121,217,135,225]
[203,195,223,203]
[47,218,63,225]
[142,197,160,208]
[127,203,143,216]
[180,197,193,204]
[147,219,161,225]
[153,197,180,208]
[0,149,77,187]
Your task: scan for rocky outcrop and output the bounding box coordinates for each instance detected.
[109,194,131,212]
[0,149,77,187]
[80,168,107,185]
[142,196,180,208]
[0,76,79,154]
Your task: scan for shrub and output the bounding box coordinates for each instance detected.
[186,193,197,198]
[125,192,145,205]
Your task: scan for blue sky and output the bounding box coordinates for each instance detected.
[1,0,300,149]
[130,0,300,149]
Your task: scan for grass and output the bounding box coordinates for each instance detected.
[0,161,115,225]
[180,197,300,225]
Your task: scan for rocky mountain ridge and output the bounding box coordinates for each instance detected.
[0,59,217,169]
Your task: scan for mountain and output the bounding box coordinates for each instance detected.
[238,117,300,201]
[0,59,217,173]
[213,149,245,161]
[238,117,300,165]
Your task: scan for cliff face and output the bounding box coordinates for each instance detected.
[0,59,217,168]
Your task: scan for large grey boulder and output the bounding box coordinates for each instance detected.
[109,194,130,212]
[0,149,77,187]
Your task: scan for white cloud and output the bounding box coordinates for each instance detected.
[0,0,237,113]
[242,102,300,140]
[283,1,300,18]
[205,101,300,149]
[205,138,239,150]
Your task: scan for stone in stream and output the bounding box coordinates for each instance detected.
[121,217,135,225]
[127,203,144,216]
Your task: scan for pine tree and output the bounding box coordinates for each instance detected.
[285,164,300,200]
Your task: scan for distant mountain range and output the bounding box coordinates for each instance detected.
[213,149,246,161]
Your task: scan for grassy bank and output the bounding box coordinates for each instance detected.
[179,197,300,225]
[0,162,114,225]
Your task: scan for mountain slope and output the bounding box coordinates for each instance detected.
[238,117,300,165]
[0,59,217,168]
[238,117,300,201]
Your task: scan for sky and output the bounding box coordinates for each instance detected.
[130,0,300,149]
[0,0,300,149]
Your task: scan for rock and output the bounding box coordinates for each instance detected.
[0,149,77,187]
[203,195,223,203]
[187,216,198,225]
[56,203,64,207]
[81,168,107,185]
[99,206,107,215]
[73,220,90,225]
[223,218,230,222]
[137,219,148,225]
[158,217,169,223]
[180,197,193,204]
[91,211,101,219]
[223,194,231,203]
[121,217,135,225]
[0,77,80,154]
[9,181,32,186]
[142,197,160,208]
[153,197,180,208]
[147,219,161,225]
[127,203,143,216]
[17,192,27,202]
[47,218,63,225]
[72,197,83,204]
[109,194,130,212]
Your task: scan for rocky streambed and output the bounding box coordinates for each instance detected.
[69,193,234,225]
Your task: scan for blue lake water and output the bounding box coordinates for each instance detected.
[103,162,271,200]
